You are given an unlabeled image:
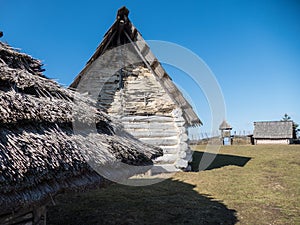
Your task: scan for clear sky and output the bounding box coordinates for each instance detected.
[1,0,299,135]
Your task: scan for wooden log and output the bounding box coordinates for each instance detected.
[160,146,179,154]
[139,137,179,146]
[174,121,186,127]
[154,153,177,164]
[176,127,186,133]
[124,129,179,138]
[184,152,193,162]
[150,164,180,174]
[122,122,176,130]
[120,115,174,123]
[178,151,187,158]
[175,158,189,168]
[179,142,189,150]
[124,127,177,133]
[180,133,188,142]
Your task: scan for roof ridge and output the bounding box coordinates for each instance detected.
[69,7,202,126]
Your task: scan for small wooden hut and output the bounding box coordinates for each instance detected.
[253,121,293,144]
[0,41,161,224]
[70,7,202,173]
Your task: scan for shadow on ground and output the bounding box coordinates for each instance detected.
[47,178,238,225]
[191,151,251,172]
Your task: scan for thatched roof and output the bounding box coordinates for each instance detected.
[219,120,232,130]
[0,41,162,213]
[69,6,202,126]
[253,121,293,139]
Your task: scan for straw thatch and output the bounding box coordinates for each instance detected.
[253,121,293,139]
[0,41,162,213]
[219,120,232,130]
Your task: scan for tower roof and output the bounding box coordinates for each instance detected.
[219,120,232,130]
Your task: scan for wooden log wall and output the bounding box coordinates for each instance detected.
[78,54,192,172]
[113,66,192,172]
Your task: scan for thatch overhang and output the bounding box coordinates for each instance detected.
[70,6,202,127]
[219,120,232,130]
[0,41,162,213]
[253,121,293,139]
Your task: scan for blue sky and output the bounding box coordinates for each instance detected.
[1,0,299,135]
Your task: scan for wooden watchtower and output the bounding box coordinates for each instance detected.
[219,120,232,145]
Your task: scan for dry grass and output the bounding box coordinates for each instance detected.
[47,145,300,225]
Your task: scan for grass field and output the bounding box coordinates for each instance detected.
[48,145,300,225]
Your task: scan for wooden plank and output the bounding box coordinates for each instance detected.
[153,64,165,78]
[174,95,187,107]
[161,77,177,94]
[150,60,159,69]
[140,43,150,56]
[144,50,156,63]
[135,40,147,53]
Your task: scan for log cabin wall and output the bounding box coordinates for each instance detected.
[69,7,202,172]
[86,64,193,172]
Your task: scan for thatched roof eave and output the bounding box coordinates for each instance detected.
[0,41,162,212]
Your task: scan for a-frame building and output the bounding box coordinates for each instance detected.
[70,6,202,172]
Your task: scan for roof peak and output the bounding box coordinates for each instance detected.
[69,7,202,126]
[117,6,130,20]
[219,120,232,130]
